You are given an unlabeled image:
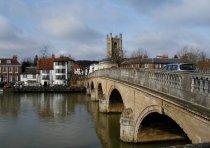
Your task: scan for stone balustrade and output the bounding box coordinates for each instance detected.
[198,68,210,74]
[88,68,210,116]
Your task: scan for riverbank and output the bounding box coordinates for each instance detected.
[13,85,86,93]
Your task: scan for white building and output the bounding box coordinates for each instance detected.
[89,60,117,74]
[20,67,39,86]
[37,56,74,86]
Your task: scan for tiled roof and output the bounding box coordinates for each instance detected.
[37,58,54,70]
[37,56,74,70]
[74,63,81,69]
[54,57,74,62]
[0,57,21,65]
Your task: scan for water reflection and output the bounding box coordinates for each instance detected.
[0,93,189,148]
[87,101,189,148]
[0,93,20,117]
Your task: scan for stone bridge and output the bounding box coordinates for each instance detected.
[86,68,210,144]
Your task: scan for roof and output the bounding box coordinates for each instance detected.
[0,56,21,66]
[54,56,74,62]
[37,56,74,70]
[22,67,37,74]
[122,58,184,65]
[74,63,82,69]
[99,58,118,64]
[37,58,54,70]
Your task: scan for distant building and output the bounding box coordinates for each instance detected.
[89,33,122,74]
[0,55,21,83]
[89,60,117,74]
[107,33,123,59]
[74,63,84,75]
[37,55,74,85]
[20,67,39,86]
[122,56,184,69]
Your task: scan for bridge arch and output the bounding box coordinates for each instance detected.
[90,81,94,90]
[134,105,191,143]
[97,83,105,100]
[108,87,124,113]
[163,108,193,143]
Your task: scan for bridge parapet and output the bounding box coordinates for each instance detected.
[88,68,210,118]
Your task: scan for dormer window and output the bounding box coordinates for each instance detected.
[7,60,11,64]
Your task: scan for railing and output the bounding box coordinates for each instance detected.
[198,68,210,74]
[88,68,210,116]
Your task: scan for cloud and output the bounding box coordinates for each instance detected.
[155,0,210,26]
[0,15,53,59]
[0,15,21,40]
[121,0,178,14]
[0,0,210,61]
[41,16,102,43]
[72,44,105,60]
[129,29,210,57]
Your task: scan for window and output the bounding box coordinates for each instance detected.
[9,67,13,73]
[42,75,49,80]
[15,67,18,73]
[172,65,178,71]
[180,64,196,71]
[56,75,65,80]
[7,60,11,64]
[114,42,118,49]
[3,67,7,73]
[23,75,27,78]
[33,75,36,79]
[15,75,19,81]
[55,62,65,66]
[9,75,12,82]
[55,69,65,73]
[0,67,1,73]
[42,70,49,74]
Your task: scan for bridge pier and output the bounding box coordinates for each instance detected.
[90,88,96,101]
[86,87,91,95]
[99,99,108,112]
[120,108,135,142]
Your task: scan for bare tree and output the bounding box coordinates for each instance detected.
[21,57,34,72]
[177,46,207,63]
[198,51,207,62]
[39,45,50,58]
[111,49,125,67]
[130,48,148,60]
[33,55,38,66]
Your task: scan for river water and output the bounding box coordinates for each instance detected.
[0,93,188,148]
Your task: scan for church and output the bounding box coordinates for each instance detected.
[89,33,123,73]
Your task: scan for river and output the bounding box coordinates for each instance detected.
[0,93,189,148]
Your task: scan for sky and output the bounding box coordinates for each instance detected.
[0,0,210,61]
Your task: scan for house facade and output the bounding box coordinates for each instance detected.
[0,55,21,83]
[20,67,39,86]
[37,56,74,85]
[74,63,84,75]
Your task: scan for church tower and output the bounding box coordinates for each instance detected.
[106,33,123,59]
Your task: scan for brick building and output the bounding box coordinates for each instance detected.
[0,55,21,83]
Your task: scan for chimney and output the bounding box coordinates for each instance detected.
[13,55,17,60]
